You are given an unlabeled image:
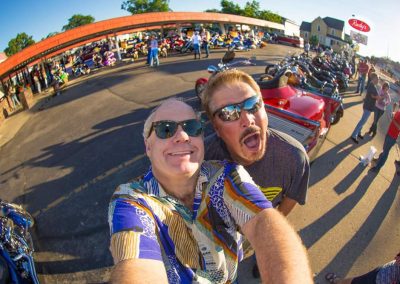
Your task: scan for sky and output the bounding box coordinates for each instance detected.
[1,0,399,62]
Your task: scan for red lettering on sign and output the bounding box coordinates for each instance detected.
[348,19,371,32]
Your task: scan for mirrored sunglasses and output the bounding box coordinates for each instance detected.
[212,96,262,122]
[148,119,203,139]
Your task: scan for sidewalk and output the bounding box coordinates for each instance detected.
[0,89,54,148]
[0,58,135,149]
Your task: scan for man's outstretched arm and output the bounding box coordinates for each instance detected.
[110,259,168,284]
[242,208,313,284]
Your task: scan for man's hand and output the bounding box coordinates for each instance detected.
[242,209,313,284]
[110,259,169,284]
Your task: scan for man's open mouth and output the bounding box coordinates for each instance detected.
[242,133,260,150]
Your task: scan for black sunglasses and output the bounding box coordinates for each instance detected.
[212,96,263,122]
[148,119,203,139]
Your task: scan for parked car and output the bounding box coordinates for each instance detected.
[258,70,329,161]
[275,34,304,48]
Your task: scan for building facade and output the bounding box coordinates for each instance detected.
[300,16,348,52]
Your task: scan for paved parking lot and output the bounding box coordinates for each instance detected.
[0,44,399,283]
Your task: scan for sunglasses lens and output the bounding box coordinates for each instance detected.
[182,119,203,136]
[218,105,241,121]
[152,119,203,139]
[216,96,261,122]
[155,121,177,139]
[244,96,261,114]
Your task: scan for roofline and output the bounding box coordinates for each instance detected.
[0,12,284,78]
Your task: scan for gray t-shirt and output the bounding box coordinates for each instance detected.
[205,128,310,207]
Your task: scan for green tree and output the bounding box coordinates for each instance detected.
[258,10,282,23]
[42,32,59,40]
[204,8,220,13]
[62,14,95,31]
[309,35,319,46]
[121,0,170,14]
[243,0,260,18]
[4,33,35,56]
[220,0,242,15]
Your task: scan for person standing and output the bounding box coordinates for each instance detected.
[149,35,159,67]
[32,69,41,94]
[304,41,310,57]
[356,59,369,95]
[202,69,310,278]
[41,66,48,89]
[201,29,210,58]
[350,72,379,144]
[191,31,202,59]
[366,82,391,138]
[370,107,400,173]
[9,84,21,110]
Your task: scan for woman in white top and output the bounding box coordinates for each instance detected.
[191,31,202,59]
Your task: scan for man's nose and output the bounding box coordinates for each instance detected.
[173,126,190,143]
[240,111,255,128]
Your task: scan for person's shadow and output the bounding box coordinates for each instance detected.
[317,173,400,280]
[299,164,377,248]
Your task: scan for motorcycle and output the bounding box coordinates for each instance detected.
[102,51,116,67]
[51,69,68,96]
[92,53,103,68]
[194,51,253,99]
[227,37,248,51]
[124,47,139,62]
[210,34,225,49]
[180,40,193,54]
[72,63,90,77]
[0,200,39,283]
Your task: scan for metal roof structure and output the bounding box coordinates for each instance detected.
[0,12,284,80]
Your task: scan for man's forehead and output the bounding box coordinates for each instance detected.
[153,101,196,121]
[213,82,257,100]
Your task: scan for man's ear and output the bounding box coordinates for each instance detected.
[144,139,151,156]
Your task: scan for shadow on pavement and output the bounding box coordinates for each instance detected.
[310,138,364,187]
[1,88,199,276]
[300,164,376,249]
[318,173,400,279]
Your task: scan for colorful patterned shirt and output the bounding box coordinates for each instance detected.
[108,160,272,283]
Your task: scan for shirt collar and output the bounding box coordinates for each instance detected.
[142,164,209,199]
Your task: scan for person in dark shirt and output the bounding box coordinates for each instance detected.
[350,72,379,144]
[201,69,310,278]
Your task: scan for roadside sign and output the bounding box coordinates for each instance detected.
[350,30,368,45]
[348,18,371,32]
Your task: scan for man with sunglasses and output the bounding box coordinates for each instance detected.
[202,69,310,277]
[108,98,312,283]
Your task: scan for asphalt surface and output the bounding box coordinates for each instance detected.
[0,45,399,283]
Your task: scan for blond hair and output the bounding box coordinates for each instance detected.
[201,69,261,118]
